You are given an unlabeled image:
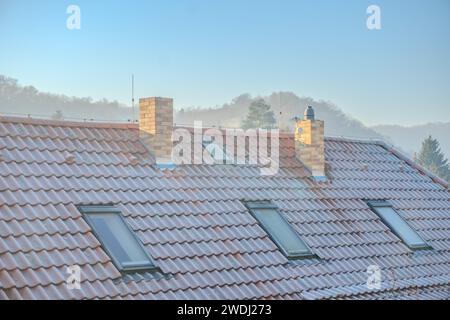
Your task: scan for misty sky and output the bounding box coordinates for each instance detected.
[0,0,449,126]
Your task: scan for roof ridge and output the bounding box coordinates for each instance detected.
[0,115,138,130]
[376,140,449,189]
[0,115,418,147]
[324,135,386,145]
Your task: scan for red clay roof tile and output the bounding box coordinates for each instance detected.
[0,116,449,299]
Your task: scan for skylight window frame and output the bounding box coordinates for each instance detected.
[244,201,315,260]
[79,205,159,273]
[367,200,432,251]
[202,139,233,164]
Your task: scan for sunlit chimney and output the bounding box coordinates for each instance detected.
[139,97,174,167]
[294,106,326,181]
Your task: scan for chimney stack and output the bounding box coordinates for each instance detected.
[294,106,326,181]
[139,97,174,167]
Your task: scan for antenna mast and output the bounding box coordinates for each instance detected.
[131,74,135,122]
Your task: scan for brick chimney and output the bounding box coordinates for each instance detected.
[294,106,326,181]
[139,97,174,166]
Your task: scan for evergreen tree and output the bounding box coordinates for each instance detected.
[415,135,450,182]
[242,98,276,129]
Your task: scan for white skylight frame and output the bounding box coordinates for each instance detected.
[79,205,158,273]
[202,139,233,164]
[244,201,315,260]
[367,200,432,251]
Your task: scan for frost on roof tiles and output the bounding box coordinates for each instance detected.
[0,116,449,300]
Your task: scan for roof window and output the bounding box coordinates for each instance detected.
[244,201,314,259]
[367,200,431,250]
[79,206,158,272]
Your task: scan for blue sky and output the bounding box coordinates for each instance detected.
[0,0,449,125]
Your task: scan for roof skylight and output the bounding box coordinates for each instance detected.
[202,139,233,164]
[244,201,314,259]
[368,200,431,250]
[79,206,158,272]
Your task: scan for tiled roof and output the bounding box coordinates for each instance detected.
[0,116,449,300]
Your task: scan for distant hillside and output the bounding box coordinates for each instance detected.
[1,74,448,159]
[372,123,450,159]
[0,75,133,121]
[176,92,382,139]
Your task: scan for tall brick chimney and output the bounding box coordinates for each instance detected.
[139,97,174,166]
[294,106,326,181]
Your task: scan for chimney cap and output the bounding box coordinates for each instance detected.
[304,106,315,120]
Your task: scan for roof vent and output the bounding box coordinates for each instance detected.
[128,155,139,166]
[65,154,76,164]
[304,106,315,120]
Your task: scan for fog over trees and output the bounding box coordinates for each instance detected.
[373,123,450,162]
[415,136,450,182]
[1,75,449,158]
[0,75,132,121]
[176,92,381,138]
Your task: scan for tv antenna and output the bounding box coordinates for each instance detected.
[131,74,135,122]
